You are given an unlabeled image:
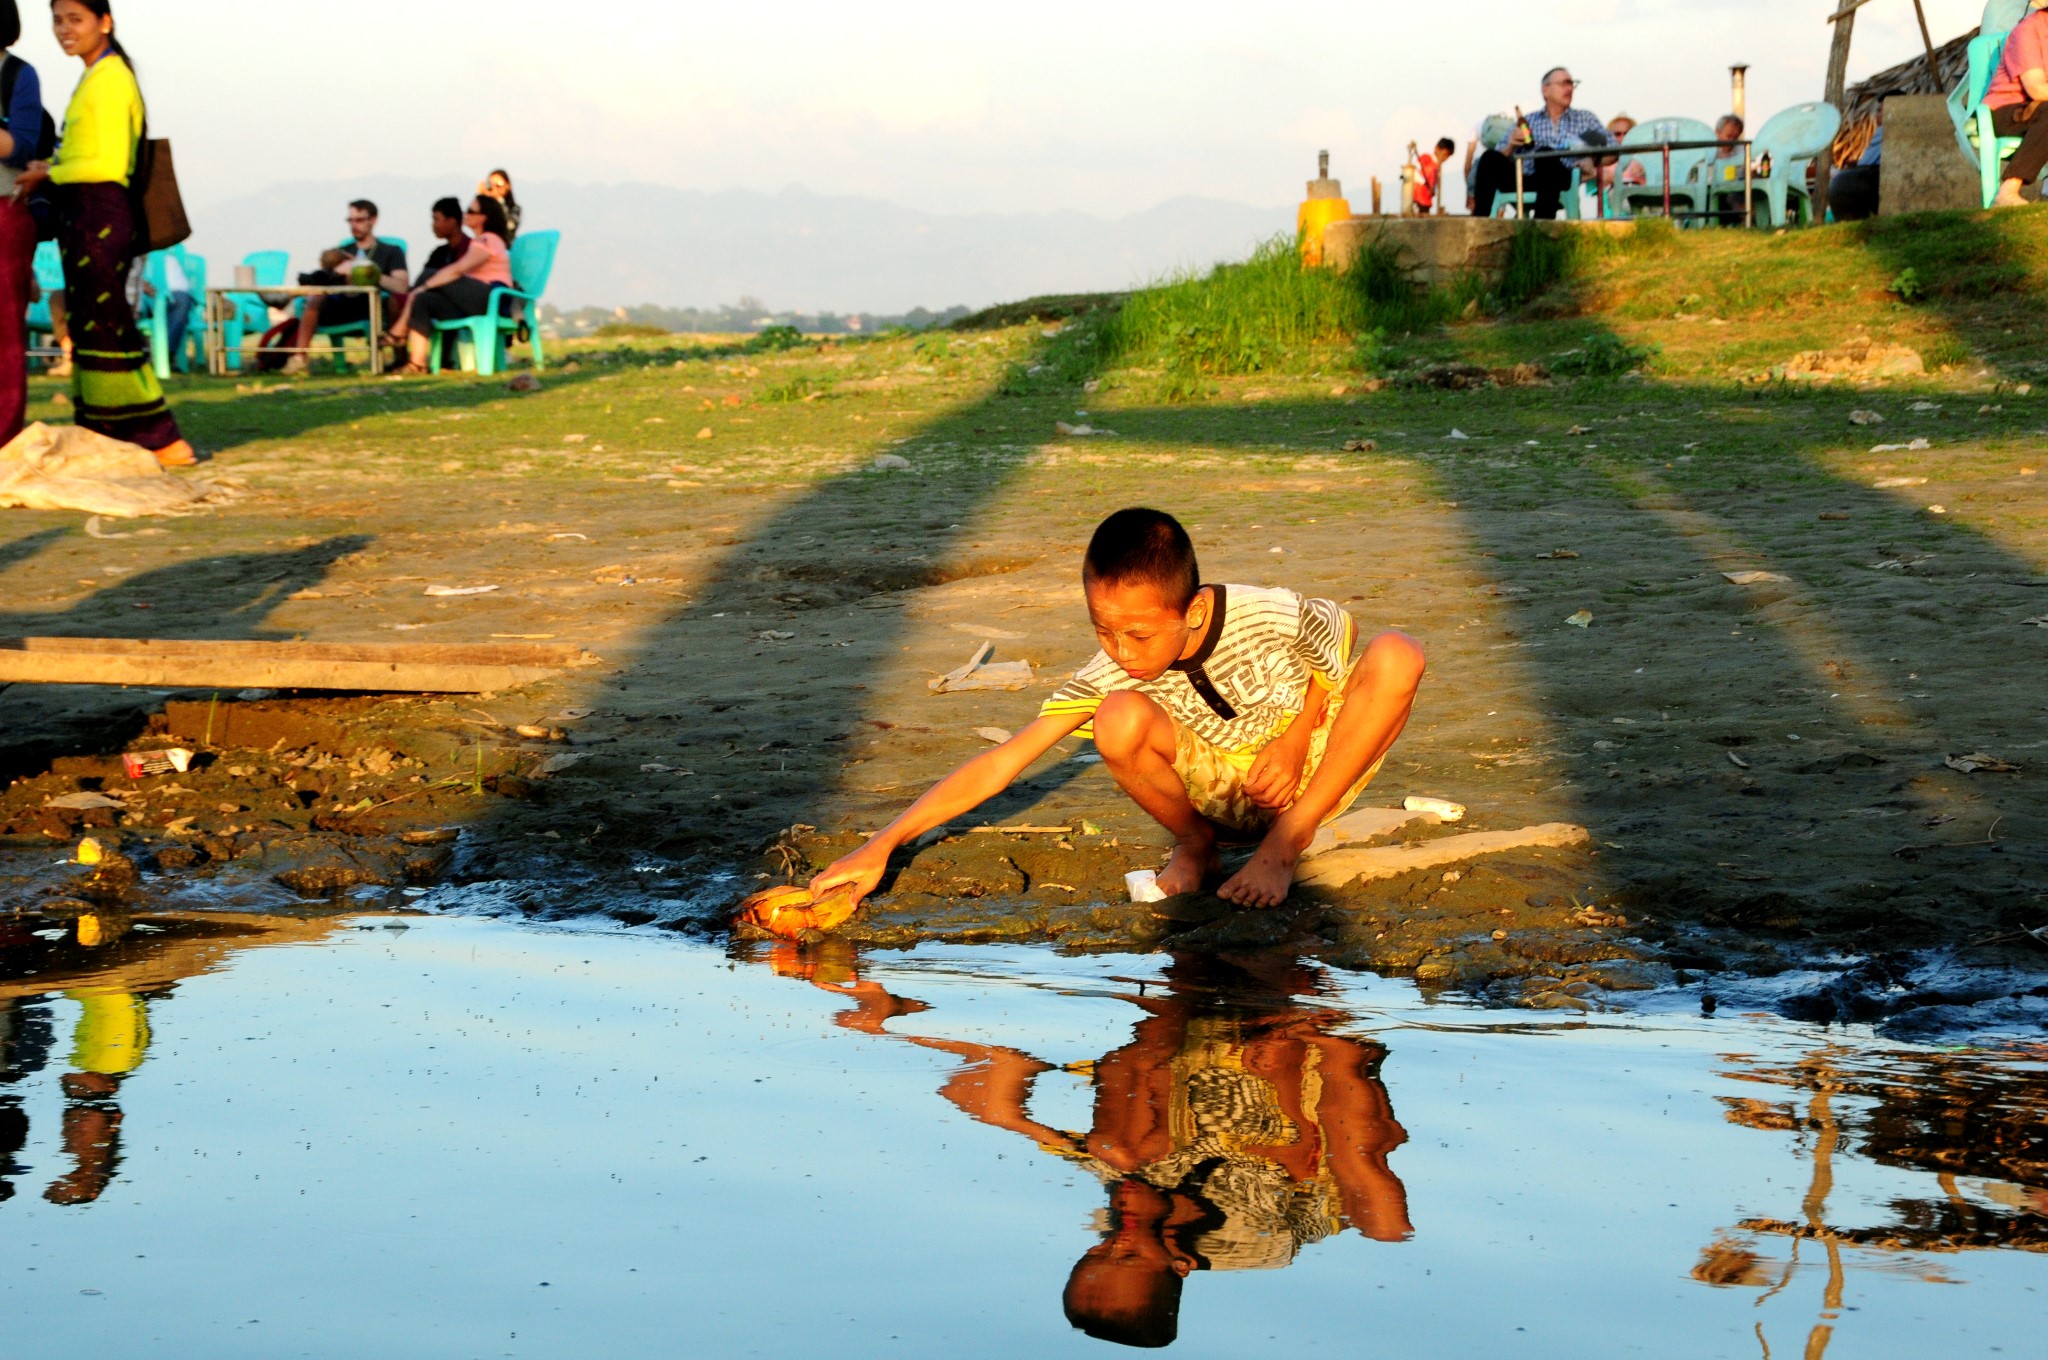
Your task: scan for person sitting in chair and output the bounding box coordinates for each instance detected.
[383,194,511,375]
[1472,67,1607,218]
[283,199,407,376]
[1986,0,2048,208]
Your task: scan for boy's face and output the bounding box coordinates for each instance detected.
[1084,576,1204,682]
[1063,1181,1195,1346]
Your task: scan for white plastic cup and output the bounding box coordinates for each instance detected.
[1125,869,1168,904]
[1403,796,1466,822]
[234,264,256,289]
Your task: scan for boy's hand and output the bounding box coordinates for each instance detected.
[810,841,893,909]
[1244,730,1310,810]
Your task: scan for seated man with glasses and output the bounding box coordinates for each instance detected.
[1474,66,1608,219]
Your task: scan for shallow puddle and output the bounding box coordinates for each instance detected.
[0,913,2041,1356]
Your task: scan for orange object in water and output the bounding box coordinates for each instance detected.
[1297,149,1352,267]
[737,882,862,938]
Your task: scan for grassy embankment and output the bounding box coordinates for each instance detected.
[992,209,2048,395]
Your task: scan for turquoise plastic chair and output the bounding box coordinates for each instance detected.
[428,229,558,376]
[1703,102,1843,227]
[1493,157,1585,220]
[173,248,205,372]
[132,250,173,379]
[311,236,410,359]
[1614,117,1718,221]
[25,239,62,356]
[219,249,288,372]
[134,245,214,376]
[1949,26,2035,208]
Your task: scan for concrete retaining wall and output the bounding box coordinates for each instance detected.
[1321,216,1634,287]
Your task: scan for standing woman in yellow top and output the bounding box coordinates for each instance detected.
[14,0,192,465]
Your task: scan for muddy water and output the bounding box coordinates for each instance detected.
[0,915,2041,1357]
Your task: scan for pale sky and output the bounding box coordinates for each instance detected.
[20,0,1990,219]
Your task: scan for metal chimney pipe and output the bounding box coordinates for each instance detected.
[1731,65,1749,121]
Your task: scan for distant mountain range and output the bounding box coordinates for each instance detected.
[189,179,1287,314]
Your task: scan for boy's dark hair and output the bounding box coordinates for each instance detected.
[1435,137,1456,154]
[1063,1259,1181,1349]
[431,196,462,222]
[0,2,21,49]
[349,199,378,219]
[1084,508,1199,610]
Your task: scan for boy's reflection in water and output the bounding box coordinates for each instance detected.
[0,987,145,1208]
[775,946,1412,1348]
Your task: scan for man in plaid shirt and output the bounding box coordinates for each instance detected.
[1474,66,1607,219]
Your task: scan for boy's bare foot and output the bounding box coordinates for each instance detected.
[1155,835,1221,897]
[1217,835,1306,909]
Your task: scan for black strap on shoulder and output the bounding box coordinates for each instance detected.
[1182,666,1237,722]
[1172,584,1237,721]
[0,55,18,126]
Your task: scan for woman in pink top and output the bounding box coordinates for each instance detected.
[1986,2,2048,207]
[386,194,513,373]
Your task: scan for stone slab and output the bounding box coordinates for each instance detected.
[1294,822,1591,889]
[1879,94,1980,215]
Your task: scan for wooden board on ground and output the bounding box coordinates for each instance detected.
[1294,822,1591,888]
[0,637,598,693]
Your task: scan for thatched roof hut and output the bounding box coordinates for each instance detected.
[1831,28,1976,166]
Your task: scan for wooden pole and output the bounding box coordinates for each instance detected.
[1911,0,1938,69]
[1813,3,1859,225]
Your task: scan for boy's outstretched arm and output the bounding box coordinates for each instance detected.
[811,711,1090,907]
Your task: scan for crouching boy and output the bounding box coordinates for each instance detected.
[813,508,1426,909]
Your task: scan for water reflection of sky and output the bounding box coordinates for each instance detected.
[0,916,2040,1357]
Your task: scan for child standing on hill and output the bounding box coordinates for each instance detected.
[812,508,1426,909]
[1414,138,1454,215]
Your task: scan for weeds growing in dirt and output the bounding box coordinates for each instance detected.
[760,374,833,403]
[1550,332,1657,378]
[1093,235,1463,381]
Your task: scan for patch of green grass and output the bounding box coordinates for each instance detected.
[593,321,672,339]
[760,374,834,403]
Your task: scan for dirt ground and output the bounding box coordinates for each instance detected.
[3,325,2045,1023]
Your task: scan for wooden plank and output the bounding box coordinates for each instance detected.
[1,637,589,666]
[0,637,594,692]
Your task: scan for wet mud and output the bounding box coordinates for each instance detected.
[2,672,2042,1039]
[3,683,2043,1035]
